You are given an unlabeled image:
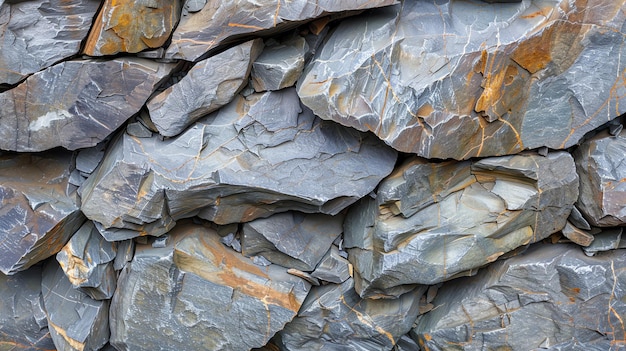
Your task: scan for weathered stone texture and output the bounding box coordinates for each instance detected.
[110,222,311,351]
[251,35,308,92]
[298,0,626,159]
[0,58,175,152]
[345,152,579,297]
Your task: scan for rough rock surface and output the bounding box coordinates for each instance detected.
[56,221,117,300]
[81,88,397,240]
[310,245,351,284]
[412,243,626,350]
[575,130,626,227]
[298,0,626,159]
[0,58,175,152]
[83,0,182,56]
[345,152,579,297]
[0,0,100,85]
[0,152,84,275]
[110,222,311,351]
[42,261,109,351]
[242,211,343,271]
[251,35,308,92]
[148,39,263,137]
[0,266,55,350]
[276,278,424,351]
[164,0,399,61]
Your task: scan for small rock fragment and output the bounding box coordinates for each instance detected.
[251,35,308,92]
[583,228,624,256]
[561,221,594,247]
[311,246,351,284]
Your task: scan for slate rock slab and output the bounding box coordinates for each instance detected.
[0,0,101,85]
[0,266,55,351]
[276,278,424,351]
[110,222,311,351]
[297,0,626,159]
[345,152,578,298]
[83,0,183,56]
[412,243,626,350]
[148,39,263,137]
[0,152,84,275]
[0,58,175,152]
[81,88,397,240]
[575,130,626,227]
[42,261,109,351]
[165,0,399,61]
[251,35,308,92]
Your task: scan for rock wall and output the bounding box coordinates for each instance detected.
[1,0,625,350]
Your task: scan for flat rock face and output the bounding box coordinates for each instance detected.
[575,130,626,227]
[345,152,579,297]
[0,58,175,152]
[164,0,399,61]
[80,88,397,240]
[83,0,182,56]
[42,261,109,351]
[0,266,55,350]
[110,222,311,351]
[276,278,424,351]
[0,152,84,275]
[0,0,100,85]
[412,243,626,350]
[297,0,626,159]
[251,35,308,92]
[148,39,263,137]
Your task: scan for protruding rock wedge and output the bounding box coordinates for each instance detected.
[0,58,175,152]
[110,222,311,351]
[0,266,55,350]
[81,88,397,240]
[242,211,343,271]
[297,0,626,159]
[0,152,84,275]
[164,0,399,61]
[311,246,351,284]
[83,0,183,56]
[574,129,626,227]
[345,152,578,297]
[276,278,424,350]
[42,261,109,351]
[412,244,626,350]
[148,39,263,137]
[56,221,117,300]
[0,0,100,85]
[251,35,308,92]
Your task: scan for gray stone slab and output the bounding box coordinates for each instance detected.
[251,35,308,92]
[311,245,351,284]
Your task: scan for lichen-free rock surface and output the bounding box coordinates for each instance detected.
[0,58,175,152]
[0,152,84,275]
[0,0,100,85]
[81,88,397,240]
[148,39,263,137]
[412,243,626,350]
[298,0,626,159]
[251,35,308,92]
[575,130,626,227]
[345,152,579,297]
[83,0,182,56]
[164,0,399,61]
[110,222,311,351]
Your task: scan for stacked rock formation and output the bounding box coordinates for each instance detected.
[0,0,625,350]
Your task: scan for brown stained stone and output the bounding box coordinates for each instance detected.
[561,221,594,247]
[83,0,183,56]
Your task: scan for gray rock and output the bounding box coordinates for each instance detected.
[0,0,100,85]
[113,239,135,271]
[110,221,311,351]
[345,152,578,298]
[251,35,308,92]
[583,228,624,256]
[242,211,344,271]
[148,39,263,137]
[42,261,109,351]
[76,143,107,175]
[0,152,84,275]
[310,245,352,284]
[574,130,626,226]
[412,243,626,350]
[165,0,399,61]
[81,88,397,240]
[568,205,591,231]
[561,221,594,247]
[0,266,55,350]
[56,221,117,300]
[0,58,175,152]
[393,335,420,351]
[297,0,626,159]
[276,278,425,351]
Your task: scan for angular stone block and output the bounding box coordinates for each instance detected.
[251,35,308,92]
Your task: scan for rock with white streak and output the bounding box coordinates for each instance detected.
[251,35,308,92]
